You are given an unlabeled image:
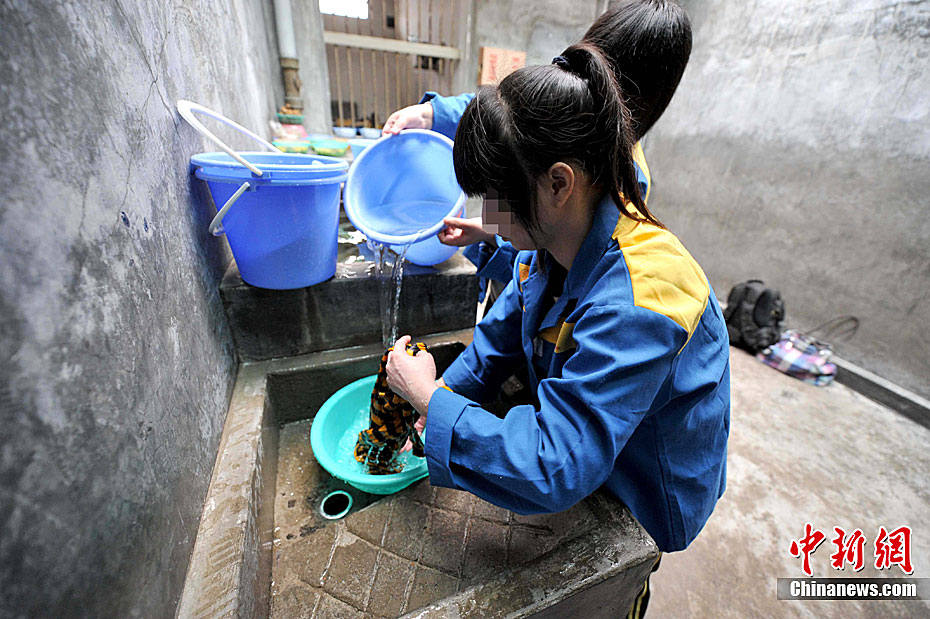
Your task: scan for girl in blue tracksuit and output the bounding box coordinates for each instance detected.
[385,39,730,565]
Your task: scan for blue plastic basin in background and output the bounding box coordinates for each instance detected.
[347,138,376,159]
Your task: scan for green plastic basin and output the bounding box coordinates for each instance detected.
[310,375,429,495]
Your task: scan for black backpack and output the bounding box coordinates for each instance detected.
[723,280,785,352]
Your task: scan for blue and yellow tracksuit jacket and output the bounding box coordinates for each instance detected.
[421,91,652,293]
[424,195,731,552]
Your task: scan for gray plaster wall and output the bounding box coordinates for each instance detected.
[292,0,333,133]
[0,1,286,617]
[454,0,606,92]
[645,0,930,398]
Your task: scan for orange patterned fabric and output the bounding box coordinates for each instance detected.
[354,343,427,474]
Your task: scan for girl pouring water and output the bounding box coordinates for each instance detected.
[383,0,694,312]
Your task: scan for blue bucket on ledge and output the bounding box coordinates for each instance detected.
[192,152,347,289]
[180,101,349,289]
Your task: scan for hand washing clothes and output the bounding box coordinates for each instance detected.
[354,343,427,474]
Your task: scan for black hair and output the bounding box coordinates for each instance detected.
[453,42,661,234]
[582,0,692,139]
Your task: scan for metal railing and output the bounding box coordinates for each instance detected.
[323,0,460,130]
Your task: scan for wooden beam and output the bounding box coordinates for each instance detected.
[323,31,461,60]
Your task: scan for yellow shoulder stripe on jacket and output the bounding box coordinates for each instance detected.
[537,322,577,353]
[613,217,709,342]
[632,141,651,204]
[518,262,531,283]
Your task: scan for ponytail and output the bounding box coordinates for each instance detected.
[580,0,693,140]
[556,43,661,227]
[454,43,664,234]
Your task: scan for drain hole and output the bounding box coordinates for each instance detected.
[320,490,353,520]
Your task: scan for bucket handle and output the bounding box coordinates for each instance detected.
[177,100,279,235]
[208,181,250,236]
[177,99,279,177]
[206,173,350,236]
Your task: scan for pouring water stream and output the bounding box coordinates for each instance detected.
[367,226,429,350]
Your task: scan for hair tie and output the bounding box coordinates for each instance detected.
[552,55,571,71]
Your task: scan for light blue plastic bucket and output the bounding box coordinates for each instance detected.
[343,129,466,266]
[178,101,349,290]
[310,375,428,494]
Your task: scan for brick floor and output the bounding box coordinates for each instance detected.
[462,517,509,583]
[323,533,380,609]
[344,498,391,546]
[471,497,510,523]
[270,424,636,617]
[315,593,367,619]
[270,583,319,617]
[380,498,428,561]
[367,551,416,618]
[276,523,337,588]
[406,564,459,612]
[419,508,467,574]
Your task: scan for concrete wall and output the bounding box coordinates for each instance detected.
[455,0,606,92]
[645,0,930,398]
[293,0,333,133]
[0,1,292,617]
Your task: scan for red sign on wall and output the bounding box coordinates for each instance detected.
[479,47,527,85]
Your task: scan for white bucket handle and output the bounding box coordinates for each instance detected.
[208,181,250,236]
[177,100,279,175]
[204,174,349,236]
[178,100,281,235]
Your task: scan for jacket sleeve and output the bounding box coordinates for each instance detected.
[419,92,475,140]
[440,256,528,403]
[462,235,519,285]
[425,303,688,513]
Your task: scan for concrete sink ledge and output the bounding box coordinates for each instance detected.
[177,331,658,618]
[219,251,479,362]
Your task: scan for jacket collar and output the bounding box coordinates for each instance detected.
[560,193,617,298]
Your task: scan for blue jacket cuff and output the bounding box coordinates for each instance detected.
[462,240,517,285]
[418,91,474,140]
[477,241,517,283]
[424,387,471,488]
[462,242,482,267]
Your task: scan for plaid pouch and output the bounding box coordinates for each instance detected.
[756,329,837,386]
